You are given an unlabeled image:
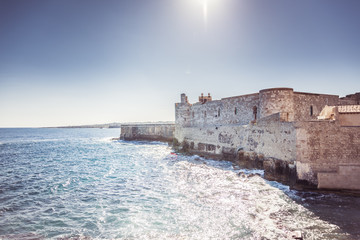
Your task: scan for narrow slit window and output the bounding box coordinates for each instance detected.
[218,109,221,117]
[310,106,313,116]
[234,107,237,115]
[253,106,258,121]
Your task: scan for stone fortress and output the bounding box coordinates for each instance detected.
[121,88,360,192]
[175,88,360,191]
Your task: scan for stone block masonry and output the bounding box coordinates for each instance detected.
[175,88,360,191]
[295,120,360,189]
[120,124,175,142]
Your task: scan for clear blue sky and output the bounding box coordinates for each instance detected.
[0,0,359,127]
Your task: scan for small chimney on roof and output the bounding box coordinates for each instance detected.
[199,93,212,104]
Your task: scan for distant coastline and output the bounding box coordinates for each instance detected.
[50,121,174,129]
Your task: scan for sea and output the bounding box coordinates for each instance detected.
[0,128,359,240]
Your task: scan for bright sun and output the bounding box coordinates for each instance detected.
[203,0,208,22]
[200,0,209,29]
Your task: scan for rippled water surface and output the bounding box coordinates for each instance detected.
[0,128,359,239]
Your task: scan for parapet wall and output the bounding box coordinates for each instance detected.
[120,124,175,142]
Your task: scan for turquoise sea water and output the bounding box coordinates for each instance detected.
[0,128,359,239]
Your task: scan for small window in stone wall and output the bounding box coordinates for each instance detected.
[310,106,313,116]
[253,106,257,121]
[204,111,207,117]
[234,107,237,115]
[218,109,221,117]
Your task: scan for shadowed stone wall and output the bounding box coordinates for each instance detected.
[120,124,175,142]
[295,121,360,190]
[293,92,339,121]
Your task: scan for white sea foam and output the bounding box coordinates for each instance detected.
[165,160,345,240]
[97,137,114,143]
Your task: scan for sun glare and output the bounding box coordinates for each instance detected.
[184,0,220,31]
[199,0,220,31]
[203,1,208,28]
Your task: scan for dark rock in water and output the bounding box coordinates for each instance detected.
[247,173,261,178]
[111,137,120,141]
[237,172,248,179]
[237,171,261,178]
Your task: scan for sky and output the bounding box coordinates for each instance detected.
[0,0,359,127]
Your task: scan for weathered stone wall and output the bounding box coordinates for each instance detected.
[175,114,297,183]
[175,93,259,127]
[340,92,360,105]
[175,117,296,161]
[175,88,347,127]
[339,98,359,105]
[120,124,175,142]
[259,88,295,121]
[338,105,360,127]
[221,93,259,125]
[174,88,360,191]
[188,100,223,126]
[294,121,360,190]
[175,102,191,127]
[293,92,339,121]
[339,113,360,126]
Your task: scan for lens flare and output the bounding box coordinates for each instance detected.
[203,0,208,30]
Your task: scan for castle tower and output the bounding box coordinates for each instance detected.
[176,93,191,127]
[180,93,188,104]
[259,88,294,121]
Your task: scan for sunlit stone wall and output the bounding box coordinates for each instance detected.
[175,114,296,163]
[175,94,259,127]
